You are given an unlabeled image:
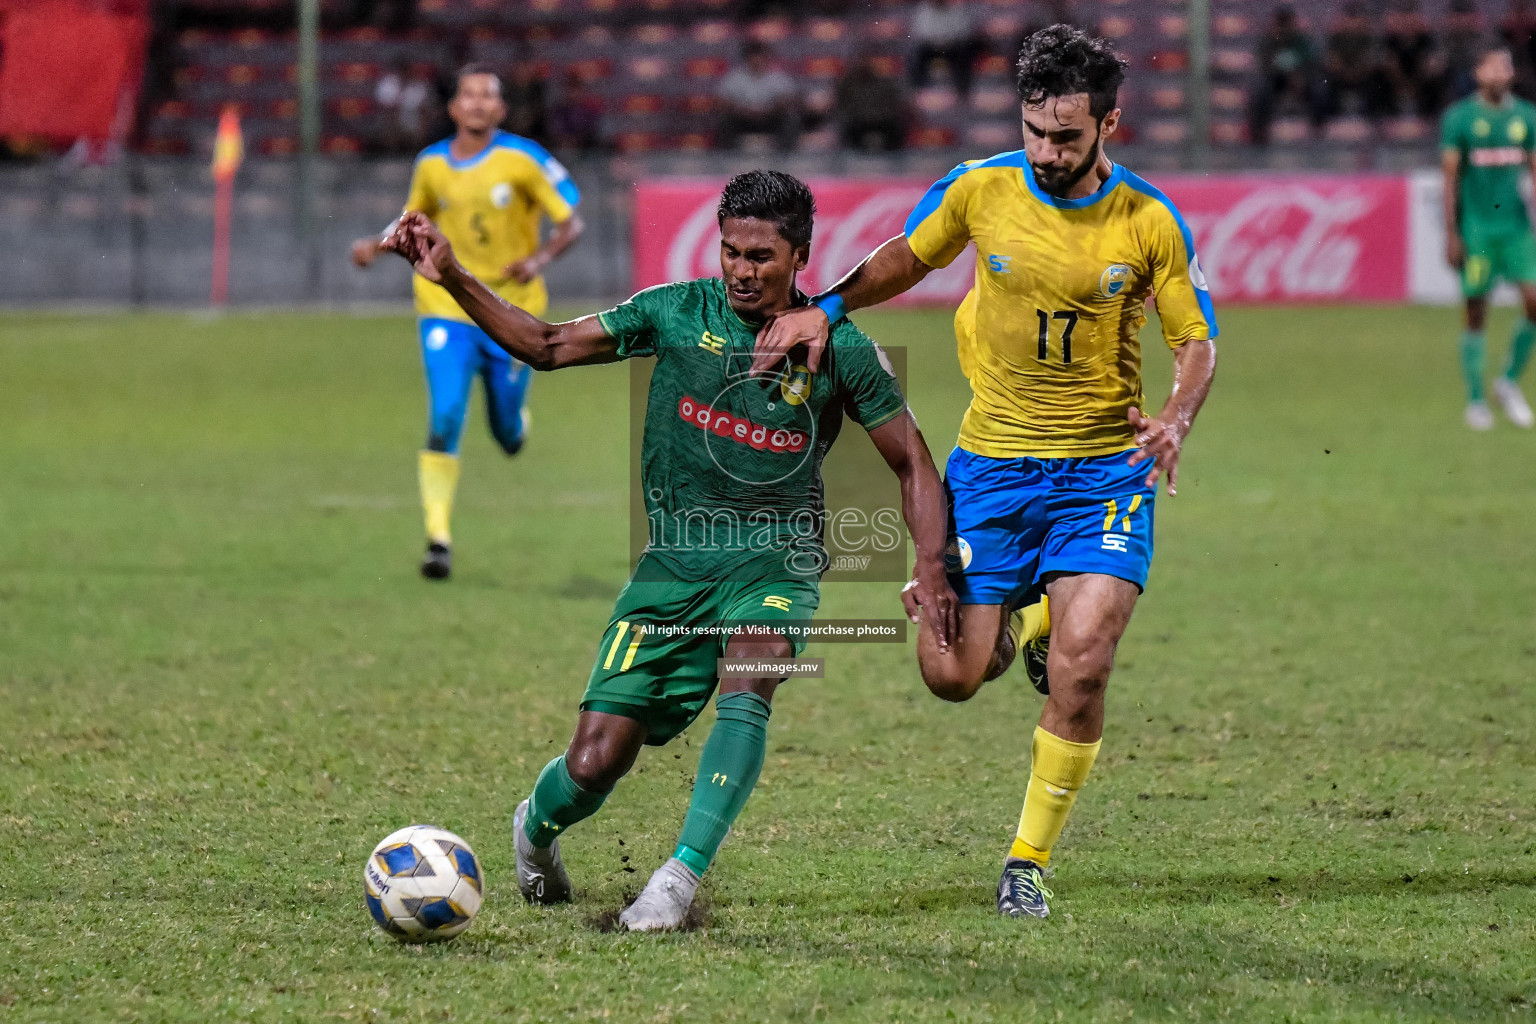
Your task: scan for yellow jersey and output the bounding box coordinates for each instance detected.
[905,155,1217,458]
[404,131,580,320]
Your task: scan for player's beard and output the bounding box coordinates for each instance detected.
[1031,127,1104,198]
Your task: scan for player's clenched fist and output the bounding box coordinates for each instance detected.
[752,305,831,376]
[383,212,454,283]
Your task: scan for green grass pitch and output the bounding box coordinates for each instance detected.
[2,305,1535,1022]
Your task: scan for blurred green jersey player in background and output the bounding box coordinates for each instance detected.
[1441,43,1536,430]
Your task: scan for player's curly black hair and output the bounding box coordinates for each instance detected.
[717,170,816,251]
[1015,25,1128,122]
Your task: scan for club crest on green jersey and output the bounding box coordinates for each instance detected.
[780,364,813,406]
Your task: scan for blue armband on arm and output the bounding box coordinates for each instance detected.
[811,292,847,324]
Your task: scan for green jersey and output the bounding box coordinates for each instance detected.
[597,277,908,582]
[1442,94,1536,237]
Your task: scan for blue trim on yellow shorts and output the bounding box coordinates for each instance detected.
[943,448,1156,605]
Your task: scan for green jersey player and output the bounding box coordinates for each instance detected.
[382,171,957,931]
[1441,43,1536,430]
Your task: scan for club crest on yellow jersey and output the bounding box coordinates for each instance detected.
[1098,263,1131,298]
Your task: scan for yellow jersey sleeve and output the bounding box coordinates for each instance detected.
[509,145,578,225]
[1120,177,1219,348]
[903,161,978,269]
[404,155,438,217]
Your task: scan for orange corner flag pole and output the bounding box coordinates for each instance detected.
[210,105,244,306]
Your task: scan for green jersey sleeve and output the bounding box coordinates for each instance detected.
[829,323,907,431]
[596,282,688,359]
[1440,103,1465,152]
[1521,101,1536,151]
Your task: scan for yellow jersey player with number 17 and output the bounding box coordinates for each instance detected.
[753,25,1217,920]
[352,63,584,580]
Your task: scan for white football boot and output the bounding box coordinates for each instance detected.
[513,799,573,905]
[618,858,700,932]
[1493,377,1535,428]
[1465,401,1496,431]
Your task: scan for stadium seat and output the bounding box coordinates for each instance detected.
[914,87,959,115]
[971,85,1016,115]
[975,53,1010,76]
[684,57,729,79]
[689,21,735,45]
[615,131,663,153]
[804,17,848,43]
[967,121,1016,149]
[621,94,666,116]
[1151,84,1187,111]
[1145,119,1189,145]
[909,126,958,149]
[1383,116,1430,143]
[1212,85,1247,112]
[1214,13,1252,37]
[747,18,793,44]
[801,56,847,80]
[1100,15,1135,39]
[631,23,680,47]
[1211,120,1247,145]
[1324,116,1373,144]
[982,14,1026,40]
[1213,48,1255,74]
[627,57,673,82]
[1271,117,1311,143]
[796,127,838,153]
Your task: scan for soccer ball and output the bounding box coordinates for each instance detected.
[363,824,484,942]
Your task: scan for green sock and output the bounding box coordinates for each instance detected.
[673,691,772,876]
[1461,329,1487,402]
[523,755,608,848]
[1504,319,1536,380]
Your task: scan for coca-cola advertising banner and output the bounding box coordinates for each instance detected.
[632,174,1412,305]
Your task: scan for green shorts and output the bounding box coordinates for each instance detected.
[580,554,821,745]
[1461,230,1536,298]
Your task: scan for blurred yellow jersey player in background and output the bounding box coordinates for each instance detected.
[353,63,584,580]
[752,25,1217,920]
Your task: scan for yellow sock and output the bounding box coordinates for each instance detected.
[1008,594,1050,650]
[1009,725,1100,866]
[418,450,460,545]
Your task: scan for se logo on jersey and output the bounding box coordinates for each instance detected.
[987,254,1013,274]
[490,183,512,209]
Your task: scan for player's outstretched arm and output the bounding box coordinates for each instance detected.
[1127,337,1216,495]
[866,410,957,649]
[384,212,619,370]
[751,236,933,376]
[506,212,586,285]
[349,217,401,269]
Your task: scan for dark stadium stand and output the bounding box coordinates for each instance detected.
[136,0,1493,157]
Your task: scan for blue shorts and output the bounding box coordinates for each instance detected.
[943,448,1156,606]
[420,317,532,456]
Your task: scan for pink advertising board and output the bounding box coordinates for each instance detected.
[632,173,1411,304]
